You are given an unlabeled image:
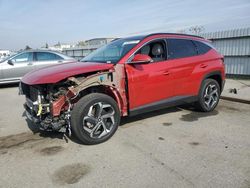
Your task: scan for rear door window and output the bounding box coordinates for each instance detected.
[193,40,212,55]
[35,52,63,61]
[167,39,197,59]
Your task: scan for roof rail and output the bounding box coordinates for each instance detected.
[145,33,204,39]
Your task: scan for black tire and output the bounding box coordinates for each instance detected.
[71,93,120,145]
[195,78,220,112]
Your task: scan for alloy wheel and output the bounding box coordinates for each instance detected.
[83,102,115,139]
[203,84,219,110]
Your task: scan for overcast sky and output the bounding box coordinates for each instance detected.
[1,0,250,50]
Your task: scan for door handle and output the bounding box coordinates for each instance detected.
[163,71,170,75]
[200,64,208,68]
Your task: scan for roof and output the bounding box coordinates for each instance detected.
[22,49,61,53]
[120,33,204,42]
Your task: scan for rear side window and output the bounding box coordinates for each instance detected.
[167,39,197,59]
[35,52,63,61]
[193,40,212,55]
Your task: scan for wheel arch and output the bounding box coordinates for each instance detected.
[202,71,224,93]
[76,85,126,116]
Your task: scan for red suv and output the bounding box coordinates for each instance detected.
[20,33,225,144]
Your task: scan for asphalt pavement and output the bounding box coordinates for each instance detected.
[0,84,250,188]
[221,79,250,104]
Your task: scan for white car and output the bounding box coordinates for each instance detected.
[0,50,75,84]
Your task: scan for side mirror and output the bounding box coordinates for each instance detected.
[7,59,14,66]
[130,54,153,64]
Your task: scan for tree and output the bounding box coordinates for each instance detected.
[189,26,205,35]
[45,43,49,48]
[25,45,32,50]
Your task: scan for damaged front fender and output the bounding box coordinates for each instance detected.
[66,64,128,116]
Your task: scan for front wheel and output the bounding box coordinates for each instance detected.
[71,93,121,145]
[195,79,220,112]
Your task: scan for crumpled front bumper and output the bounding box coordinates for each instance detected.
[24,98,40,123]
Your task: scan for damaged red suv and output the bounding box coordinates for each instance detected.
[20,33,225,144]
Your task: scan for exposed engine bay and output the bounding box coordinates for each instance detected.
[21,80,75,133]
[19,65,127,134]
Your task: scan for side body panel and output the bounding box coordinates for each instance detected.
[125,61,174,110]
[170,50,224,96]
[1,60,34,82]
[0,63,3,80]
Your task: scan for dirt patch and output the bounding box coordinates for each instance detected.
[40,146,64,156]
[189,142,200,146]
[0,132,44,150]
[0,150,8,155]
[52,163,90,185]
[180,110,218,122]
[158,137,165,141]
[162,122,172,126]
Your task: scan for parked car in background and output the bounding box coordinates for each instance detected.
[0,50,75,84]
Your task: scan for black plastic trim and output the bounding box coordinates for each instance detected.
[129,95,198,116]
[204,71,222,79]
[203,71,224,92]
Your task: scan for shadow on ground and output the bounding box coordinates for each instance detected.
[21,103,220,145]
[178,104,219,122]
[120,107,181,126]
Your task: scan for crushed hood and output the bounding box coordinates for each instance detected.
[21,61,114,85]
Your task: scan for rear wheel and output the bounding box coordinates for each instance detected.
[71,93,120,145]
[195,79,220,112]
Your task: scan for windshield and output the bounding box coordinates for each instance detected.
[80,38,140,64]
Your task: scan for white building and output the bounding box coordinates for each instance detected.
[50,43,74,51]
[0,50,11,60]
